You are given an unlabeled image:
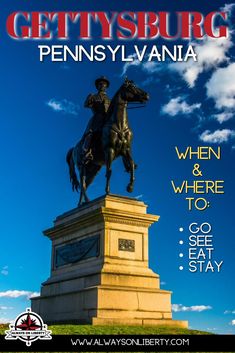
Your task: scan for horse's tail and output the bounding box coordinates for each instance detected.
[66,148,80,192]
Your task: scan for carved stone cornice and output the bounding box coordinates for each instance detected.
[44,195,159,240]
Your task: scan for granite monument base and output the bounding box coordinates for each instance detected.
[31,194,187,327]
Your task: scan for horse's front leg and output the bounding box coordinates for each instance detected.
[78,166,89,205]
[123,148,135,193]
[105,147,115,194]
[78,178,84,205]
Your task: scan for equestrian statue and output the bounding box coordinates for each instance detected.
[66,76,149,205]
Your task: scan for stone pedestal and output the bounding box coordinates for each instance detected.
[31,194,187,327]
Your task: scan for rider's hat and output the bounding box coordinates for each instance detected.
[95,76,110,88]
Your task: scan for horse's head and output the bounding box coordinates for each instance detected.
[121,78,149,103]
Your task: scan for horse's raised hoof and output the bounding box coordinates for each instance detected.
[127,184,133,193]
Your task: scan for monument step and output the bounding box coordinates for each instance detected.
[42,269,160,296]
[95,309,172,320]
[92,317,188,327]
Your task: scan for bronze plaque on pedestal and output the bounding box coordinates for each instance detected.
[54,234,100,268]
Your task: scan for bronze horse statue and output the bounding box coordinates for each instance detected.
[66,79,149,205]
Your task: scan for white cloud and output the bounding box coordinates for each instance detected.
[169,34,232,87]
[135,194,143,200]
[200,129,235,143]
[0,317,12,324]
[161,97,201,116]
[206,63,235,109]
[0,290,40,299]
[121,54,141,76]
[1,266,8,276]
[224,310,235,314]
[1,270,8,276]
[221,3,235,13]
[212,112,234,124]
[141,76,156,86]
[142,61,162,74]
[47,98,79,115]
[231,320,235,326]
[0,306,13,310]
[28,292,40,298]
[121,53,162,77]
[172,304,212,312]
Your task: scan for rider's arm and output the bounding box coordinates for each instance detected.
[84,94,94,108]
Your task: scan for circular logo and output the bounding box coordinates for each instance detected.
[5,308,52,346]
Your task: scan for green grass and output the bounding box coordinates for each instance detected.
[1,323,210,335]
[47,324,210,335]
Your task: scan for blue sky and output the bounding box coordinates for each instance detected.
[0,0,235,334]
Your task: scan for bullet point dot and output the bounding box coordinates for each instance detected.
[179,227,184,232]
[179,240,184,245]
[179,253,184,258]
[179,266,184,271]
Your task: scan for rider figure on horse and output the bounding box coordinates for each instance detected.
[81,76,111,162]
[67,77,149,204]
